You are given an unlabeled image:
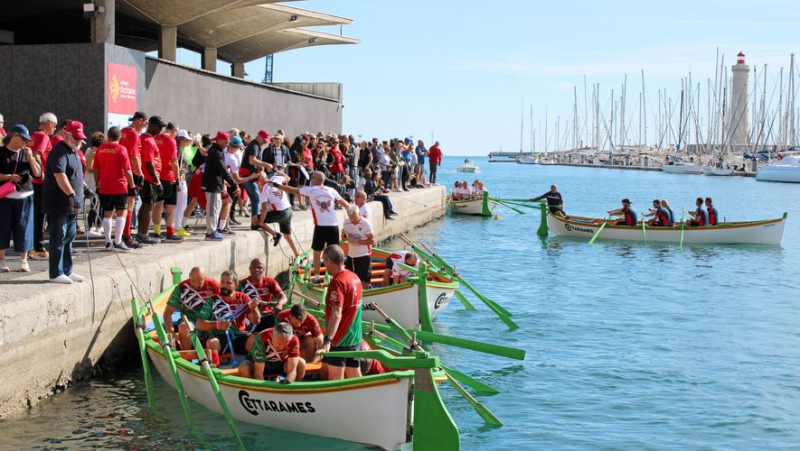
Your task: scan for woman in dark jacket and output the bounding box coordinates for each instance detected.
[0,125,42,272]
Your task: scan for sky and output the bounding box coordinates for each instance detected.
[175,0,799,155]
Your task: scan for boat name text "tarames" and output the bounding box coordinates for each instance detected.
[564,223,595,233]
[238,390,316,416]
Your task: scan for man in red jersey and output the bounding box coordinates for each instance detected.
[237,257,287,331]
[319,244,363,380]
[28,112,58,260]
[152,122,184,242]
[240,322,306,382]
[278,304,323,362]
[427,141,443,184]
[119,111,147,249]
[135,116,165,245]
[92,127,134,252]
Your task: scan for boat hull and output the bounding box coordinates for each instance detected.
[449,196,496,216]
[661,164,703,174]
[147,347,411,450]
[298,282,456,330]
[547,214,786,245]
[755,165,800,183]
[456,167,480,173]
[703,166,734,176]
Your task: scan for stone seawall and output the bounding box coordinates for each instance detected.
[0,186,446,417]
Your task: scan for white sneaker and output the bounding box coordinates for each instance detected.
[0,260,9,272]
[68,273,85,282]
[87,229,104,239]
[50,274,73,284]
[20,261,30,272]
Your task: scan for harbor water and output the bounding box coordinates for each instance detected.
[2,156,799,449]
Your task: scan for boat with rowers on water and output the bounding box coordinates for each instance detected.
[449,191,497,217]
[133,267,525,450]
[544,212,787,245]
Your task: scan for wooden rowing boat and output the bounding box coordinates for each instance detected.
[449,192,497,217]
[547,212,787,245]
[291,247,459,332]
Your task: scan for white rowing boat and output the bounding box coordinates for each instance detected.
[292,247,458,331]
[449,192,497,217]
[547,213,787,245]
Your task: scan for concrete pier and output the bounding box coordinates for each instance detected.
[0,187,446,418]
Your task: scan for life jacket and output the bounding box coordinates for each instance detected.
[707,206,718,225]
[696,207,708,226]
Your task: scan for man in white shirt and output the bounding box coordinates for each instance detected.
[382,250,419,286]
[354,191,373,221]
[342,204,374,289]
[276,171,349,281]
[258,170,299,256]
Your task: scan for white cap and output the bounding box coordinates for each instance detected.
[176,130,191,140]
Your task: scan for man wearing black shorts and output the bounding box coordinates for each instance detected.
[342,204,375,289]
[318,245,363,380]
[152,123,185,242]
[275,171,349,281]
[92,127,135,252]
[135,116,165,245]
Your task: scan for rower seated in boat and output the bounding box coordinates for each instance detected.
[163,266,219,349]
[607,198,637,226]
[239,322,306,383]
[450,181,462,200]
[238,258,287,332]
[360,340,386,376]
[530,184,566,218]
[278,304,324,363]
[661,199,675,226]
[644,199,671,226]
[382,250,419,286]
[686,197,709,227]
[705,197,719,226]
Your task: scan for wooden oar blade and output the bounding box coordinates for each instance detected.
[413,329,526,361]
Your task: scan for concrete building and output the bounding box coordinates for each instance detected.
[0,0,359,137]
[729,51,751,147]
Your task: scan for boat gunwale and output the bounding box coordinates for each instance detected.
[550,213,786,231]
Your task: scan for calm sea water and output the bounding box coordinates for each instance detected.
[2,156,799,450]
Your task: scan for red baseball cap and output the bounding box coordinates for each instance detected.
[257,130,270,140]
[64,120,87,140]
[212,131,230,142]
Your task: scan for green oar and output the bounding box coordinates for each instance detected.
[497,200,540,210]
[680,207,686,248]
[185,321,246,451]
[589,219,608,244]
[445,372,503,426]
[641,220,647,244]
[369,302,525,360]
[454,272,515,319]
[441,364,499,394]
[491,199,526,214]
[131,296,156,408]
[366,323,500,394]
[454,290,476,310]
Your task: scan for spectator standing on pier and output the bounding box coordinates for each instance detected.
[42,121,86,284]
[0,125,41,273]
[415,139,427,183]
[119,111,147,249]
[239,130,271,227]
[202,131,238,241]
[29,112,58,260]
[135,116,165,245]
[92,127,134,252]
[152,123,184,242]
[428,141,442,184]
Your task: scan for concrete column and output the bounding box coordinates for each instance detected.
[202,47,217,72]
[92,0,115,44]
[231,62,245,79]
[158,25,177,62]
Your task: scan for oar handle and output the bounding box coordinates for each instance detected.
[291,289,321,307]
[369,301,390,320]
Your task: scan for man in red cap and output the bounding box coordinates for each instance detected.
[42,120,87,284]
[135,116,165,245]
[202,131,238,241]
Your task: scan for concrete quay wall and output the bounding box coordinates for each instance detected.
[0,187,446,418]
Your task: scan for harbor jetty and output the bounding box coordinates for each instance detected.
[0,187,446,418]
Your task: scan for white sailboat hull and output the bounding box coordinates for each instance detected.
[703,166,734,176]
[661,163,704,174]
[755,165,800,183]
